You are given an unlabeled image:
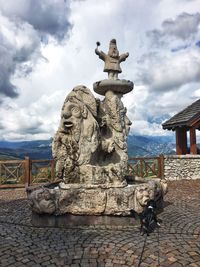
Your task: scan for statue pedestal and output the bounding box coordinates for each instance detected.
[31,212,140,228]
[27,178,167,226]
[57,183,137,216]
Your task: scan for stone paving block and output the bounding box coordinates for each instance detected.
[0,180,200,267]
[189,263,200,267]
[104,263,113,267]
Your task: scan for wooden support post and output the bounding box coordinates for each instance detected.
[24,157,31,186]
[182,128,188,154]
[190,127,197,154]
[176,128,187,155]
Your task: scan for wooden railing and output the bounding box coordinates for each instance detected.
[30,159,55,185]
[0,155,164,188]
[0,157,55,188]
[128,155,164,179]
[0,159,26,188]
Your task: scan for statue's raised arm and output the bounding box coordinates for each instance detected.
[119,52,129,63]
[95,42,106,61]
[95,39,129,80]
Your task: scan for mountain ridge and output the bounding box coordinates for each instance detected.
[0,135,176,160]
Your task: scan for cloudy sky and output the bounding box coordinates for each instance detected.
[0,0,200,141]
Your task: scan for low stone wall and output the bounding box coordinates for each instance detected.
[164,155,200,180]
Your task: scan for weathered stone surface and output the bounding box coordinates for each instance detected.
[52,86,99,184]
[105,186,135,215]
[27,187,60,214]
[58,188,106,215]
[27,179,168,215]
[148,179,168,210]
[164,155,200,180]
[133,183,155,214]
[31,213,137,227]
[52,80,133,186]
[52,84,132,186]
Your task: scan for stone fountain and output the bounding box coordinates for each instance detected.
[27,39,167,226]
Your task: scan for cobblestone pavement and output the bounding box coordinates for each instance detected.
[0,180,200,267]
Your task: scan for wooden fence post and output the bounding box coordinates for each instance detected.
[159,154,164,179]
[24,157,31,186]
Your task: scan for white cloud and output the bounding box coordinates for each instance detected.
[162,12,200,40]
[0,91,63,140]
[138,47,200,92]
[0,0,71,40]
[131,120,166,136]
[0,0,200,140]
[0,0,71,99]
[148,12,200,44]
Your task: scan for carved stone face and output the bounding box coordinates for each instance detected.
[108,45,119,58]
[61,102,83,142]
[62,103,82,128]
[29,188,56,214]
[135,185,151,207]
[147,180,168,204]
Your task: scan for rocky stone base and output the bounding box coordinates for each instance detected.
[27,178,167,216]
[31,213,140,228]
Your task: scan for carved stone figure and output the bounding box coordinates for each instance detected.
[52,86,99,183]
[148,179,168,209]
[28,188,59,214]
[98,90,131,178]
[95,39,129,80]
[134,184,152,213]
[27,39,168,219]
[52,79,132,186]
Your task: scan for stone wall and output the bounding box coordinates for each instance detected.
[164,155,200,180]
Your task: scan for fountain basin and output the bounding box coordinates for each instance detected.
[93,79,133,95]
[27,178,167,227]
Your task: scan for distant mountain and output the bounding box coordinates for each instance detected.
[0,135,176,160]
[0,140,52,160]
[127,135,176,157]
[0,140,52,149]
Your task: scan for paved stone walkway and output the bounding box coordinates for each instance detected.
[0,180,200,266]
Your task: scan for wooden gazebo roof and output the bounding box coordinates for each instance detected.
[162,99,200,130]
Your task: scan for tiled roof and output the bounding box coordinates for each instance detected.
[162,99,200,130]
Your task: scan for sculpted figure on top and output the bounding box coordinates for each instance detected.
[95,39,129,80]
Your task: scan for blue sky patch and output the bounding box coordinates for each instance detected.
[196,40,200,47]
[171,44,189,52]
